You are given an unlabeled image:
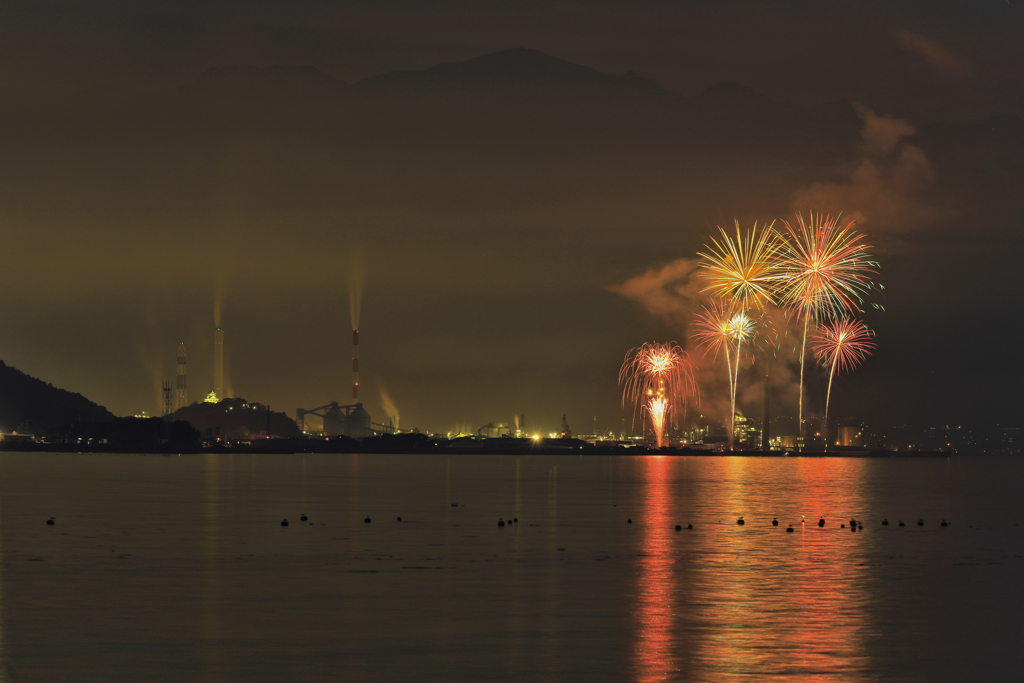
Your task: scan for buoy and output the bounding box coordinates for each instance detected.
[498,519,505,527]
[451,503,458,507]
[364,517,371,524]
[818,518,825,527]
[898,520,905,527]
[786,525,794,532]
[917,519,924,526]
[300,514,308,522]
[841,523,846,528]
[882,519,889,526]
[46,517,54,526]
[772,518,779,526]
[687,524,692,529]
[627,519,632,524]
[281,519,289,527]
[851,524,857,532]
[941,519,948,527]
[513,517,518,523]
[737,518,745,526]
[397,517,402,522]
[675,524,682,531]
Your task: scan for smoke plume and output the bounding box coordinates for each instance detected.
[790,104,938,236]
[349,250,365,331]
[378,383,399,430]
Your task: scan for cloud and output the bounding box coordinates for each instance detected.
[893,30,971,78]
[606,257,705,333]
[790,104,938,234]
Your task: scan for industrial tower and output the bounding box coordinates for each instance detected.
[176,343,188,410]
[213,328,224,401]
[162,381,171,417]
[352,329,359,400]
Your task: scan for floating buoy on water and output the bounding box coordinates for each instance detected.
[818,518,825,527]
[46,517,55,526]
[772,518,779,526]
[281,519,289,527]
[737,518,745,526]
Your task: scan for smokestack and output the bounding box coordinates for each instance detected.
[176,343,188,410]
[213,328,224,402]
[761,373,770,450]
[162,380,171,418]
[352,329,359,401]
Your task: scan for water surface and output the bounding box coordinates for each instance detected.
[2,453,1021,681]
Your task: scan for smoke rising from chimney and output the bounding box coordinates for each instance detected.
[349,250,364,331]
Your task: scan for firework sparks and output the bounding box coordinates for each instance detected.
[812,318,876,435]
[692,302,758,448]
[619,343,698,448]
[698,220,782,312]
[775,212,878,437]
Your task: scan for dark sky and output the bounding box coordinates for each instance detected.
[0,0,1021,436]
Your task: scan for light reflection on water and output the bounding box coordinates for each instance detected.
[0,453,1022,682]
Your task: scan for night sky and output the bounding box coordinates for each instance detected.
[1,0,1021,435]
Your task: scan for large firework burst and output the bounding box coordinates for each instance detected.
[812,318,876,436]
[775,212,878,437]
[619,342,699,448]
[698,220,783,312]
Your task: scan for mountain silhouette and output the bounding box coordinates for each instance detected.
[353,47,663,95]
[0,360,114,433]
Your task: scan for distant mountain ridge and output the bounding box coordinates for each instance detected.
[352,47,663,94]
[0,361,114,433]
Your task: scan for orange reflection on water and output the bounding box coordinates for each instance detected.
[691,457,870,680]
[634,456,676,682]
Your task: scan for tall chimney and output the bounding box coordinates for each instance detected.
[352,329,359,401]
[761,372,770,451]
[176,343,188,410]
[162,381,171,417]
[213,328,224,402]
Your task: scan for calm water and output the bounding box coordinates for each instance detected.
[1,453,1022,682]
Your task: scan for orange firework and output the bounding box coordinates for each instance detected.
[698,220,783,312]
[775,212,878,436]
[812,318,876,432]
[693,301,756,448]
[619,343,698,448]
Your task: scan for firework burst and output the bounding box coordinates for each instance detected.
[812,318,876,435]
[619,343,698,448]
[775,212,878,437]
[698,220,783,312]
[692,302,758,448]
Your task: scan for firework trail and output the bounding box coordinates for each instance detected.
[693,301,756,448]
[619,343,698,448]
[775,212,878,438]
[812,318,875,438]
[696,220,784,447]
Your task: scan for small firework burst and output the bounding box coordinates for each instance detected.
[619,343,698,448]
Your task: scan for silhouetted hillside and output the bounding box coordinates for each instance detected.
[169,398,302,439]
[353,47,663,95]
[0,360,114,433]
